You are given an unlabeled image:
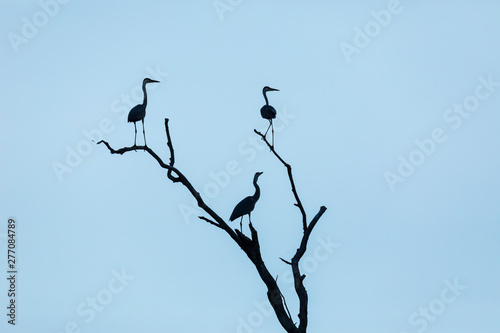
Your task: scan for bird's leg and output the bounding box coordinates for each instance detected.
[240,216,243,233]
[248,212,252,227]
[271,120,274,148]
[264,120,272,138]
[133,123,138,147]
[142,119,147,147]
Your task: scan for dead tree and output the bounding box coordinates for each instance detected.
[98,119,327,333]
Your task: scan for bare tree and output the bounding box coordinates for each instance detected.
[98,119,327,333]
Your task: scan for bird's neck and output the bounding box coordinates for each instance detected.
[263,91,269,105]
[253,182,260,201]
[142,83,148,106]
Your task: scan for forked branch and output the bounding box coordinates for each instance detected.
[99,119,328,333]
[254,128,327,333]
[99,118,302,333]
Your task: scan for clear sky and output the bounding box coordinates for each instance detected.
[1,1,499,332]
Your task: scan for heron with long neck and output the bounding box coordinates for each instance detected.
[127,78,159,146]
[260,86,279,147]
[230,172,263,232]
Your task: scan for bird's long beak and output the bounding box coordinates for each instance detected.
[270,88,279,91]
[150,79,160,83]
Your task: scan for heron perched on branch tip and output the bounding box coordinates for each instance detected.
[127,78,159,147]
[260,86,279,147]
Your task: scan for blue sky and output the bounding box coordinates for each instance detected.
[1,1,499,332]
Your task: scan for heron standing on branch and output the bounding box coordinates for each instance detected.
[230,172,263,232]
[260,86,279,147]
[128,78,160,146]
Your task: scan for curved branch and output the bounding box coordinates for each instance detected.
[254,129,307,230]
[97,140,174,170]
[164,118,179,182]
[97,138,231,235]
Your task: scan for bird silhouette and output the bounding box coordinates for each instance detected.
[128,78,159,146]
[230,172,263,232]
[260,86,279,147]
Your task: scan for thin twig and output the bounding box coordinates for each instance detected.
[280,257,292,265]
[276,275,294,325]
[198,216,224,229]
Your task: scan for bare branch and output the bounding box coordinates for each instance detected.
[280,257,292,265]
[254,129,307,230]
[100,119,330,333]
[291,205,327,332]
[276,275,294,326]
[97,140,174,171]
[164,118,180,181]
[198,216,224,229]
[297,206,327,261]
[254,129,328,333]
[231,222,298,332]
[97,136,235,241]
